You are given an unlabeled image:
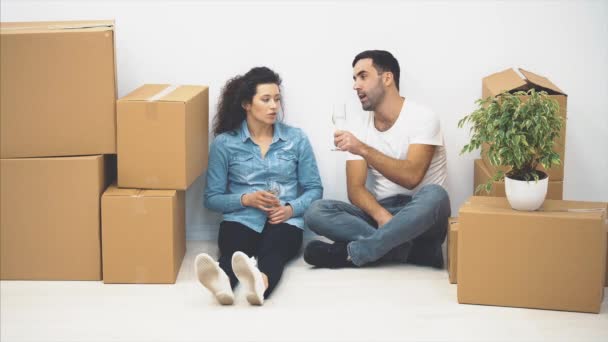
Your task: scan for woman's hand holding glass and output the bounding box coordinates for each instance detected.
[241,179,292,223]
[241,191,280,212]
[264,178,293,224]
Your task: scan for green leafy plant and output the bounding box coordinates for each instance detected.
[458,89,564,194]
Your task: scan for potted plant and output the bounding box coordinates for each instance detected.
[458,89,564,211]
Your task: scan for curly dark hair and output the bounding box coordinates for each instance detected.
[213,67,283,136]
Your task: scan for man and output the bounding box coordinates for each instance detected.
[303,50,450,268]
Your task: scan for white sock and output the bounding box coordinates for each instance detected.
[231,251,266,306]
[194,253,234,305]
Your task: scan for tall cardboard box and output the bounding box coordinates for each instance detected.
[474,159,563,200]
[117,84,209,190]
[448,218,458,284]
[0,20,117,158]
[480,68,567,181]
[457,196,607,313]
[0,155,114,280]
[101,185,185,283]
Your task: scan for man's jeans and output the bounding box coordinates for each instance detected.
[303,184,451,267]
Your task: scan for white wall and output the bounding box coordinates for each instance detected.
[3,0,607,240]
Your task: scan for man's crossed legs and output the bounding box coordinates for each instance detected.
[303,184,450,268]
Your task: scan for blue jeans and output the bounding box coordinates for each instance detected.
[303,184,450,266]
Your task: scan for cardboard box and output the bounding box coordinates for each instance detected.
[0,20,117,158]
[480,68,567,181]
[449,213,608,288]
[448,218,458,284]
[0,155,114,280]
[457,196,607,313]
[474,159,563,200]
[101,185,185,283]
[117,84,209,190]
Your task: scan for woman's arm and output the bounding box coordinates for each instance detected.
[203,138,246,213]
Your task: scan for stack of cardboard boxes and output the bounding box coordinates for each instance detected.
[473,68,567,200]
[1,21,118,280]
[1,20,210,284]
[101,84,209,284]
[448,69,608,314]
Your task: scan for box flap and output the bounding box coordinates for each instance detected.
[461,196,607,219]
[103,184,176,198]
[483,68,566,97]
[482,68,528,96]
[1,20,114,34]
[519,68,566,95]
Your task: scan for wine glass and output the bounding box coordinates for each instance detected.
[265,178,281,207]
[331,103,347,151]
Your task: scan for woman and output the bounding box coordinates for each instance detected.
[195,67,323,306]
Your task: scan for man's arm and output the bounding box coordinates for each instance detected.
[346,159,393,227]
[359,143,435,190]
[336,130,436,190]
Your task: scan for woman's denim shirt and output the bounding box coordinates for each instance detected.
[204,120,323,232]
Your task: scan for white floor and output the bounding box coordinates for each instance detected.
[1,241,607,342]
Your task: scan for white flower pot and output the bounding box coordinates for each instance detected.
[504,173,548,211]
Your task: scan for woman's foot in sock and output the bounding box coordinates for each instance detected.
[231,251,266,306]
[194,253,234,305]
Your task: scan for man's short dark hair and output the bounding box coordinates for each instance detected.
[352,50,400,90]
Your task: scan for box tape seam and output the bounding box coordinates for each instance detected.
[147,85,179,102]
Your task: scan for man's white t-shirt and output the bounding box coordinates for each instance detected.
[347,100,448,200]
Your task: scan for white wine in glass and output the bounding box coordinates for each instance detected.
[331,103,347,151]
[332,103,347,130]
[265,179,281,201]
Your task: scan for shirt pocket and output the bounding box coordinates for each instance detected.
[228,153,254,183]
[276,151,298,180]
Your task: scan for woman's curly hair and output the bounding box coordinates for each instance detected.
[213,67,283,136]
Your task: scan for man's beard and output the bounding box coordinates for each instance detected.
[362,86,385,111]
